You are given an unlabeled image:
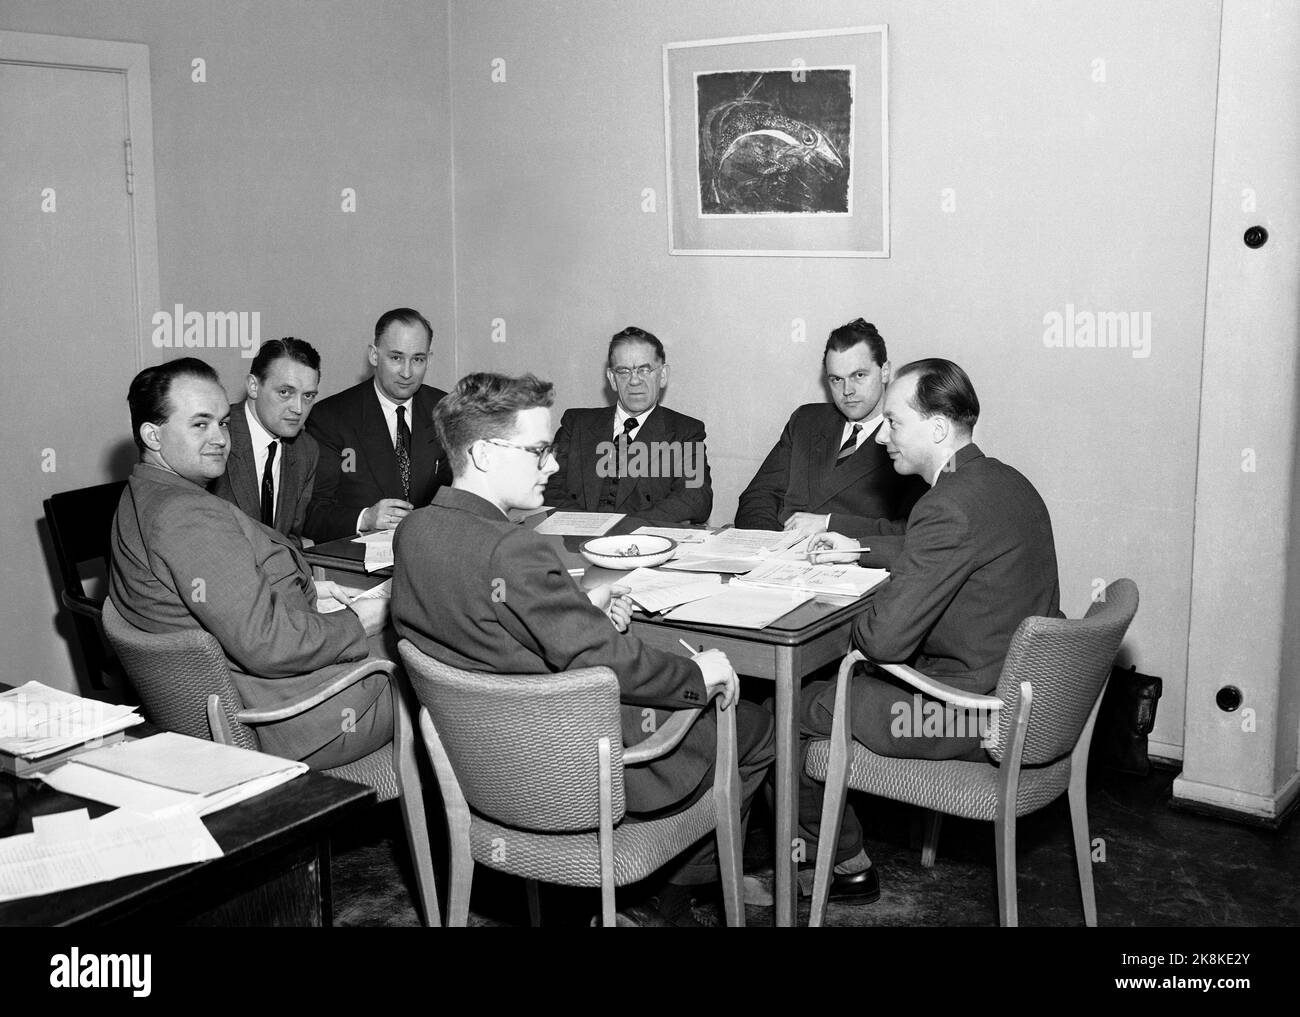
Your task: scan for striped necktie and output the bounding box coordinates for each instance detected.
[835,424,862,466]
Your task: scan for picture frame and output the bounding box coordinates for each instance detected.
[662,26,888,258]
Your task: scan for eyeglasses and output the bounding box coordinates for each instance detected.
[485,438,555,467]
[609,364,660,381]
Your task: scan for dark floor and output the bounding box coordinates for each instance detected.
[329,762,1300,927]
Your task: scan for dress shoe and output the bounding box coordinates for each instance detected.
[797,863,880,905]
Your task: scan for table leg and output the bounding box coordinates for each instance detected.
[773,647,799,928]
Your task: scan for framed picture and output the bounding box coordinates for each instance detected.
[662,26,888,258]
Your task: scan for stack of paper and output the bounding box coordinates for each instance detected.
[630,526,709,546]
[352,530,396,572]
[39,732,308,817]
[535,511,624,536]
[0,806,223,904]
[618,567,723,614]
[732,560,890,598]
[0,683,143,776]
[661,528,806,573]
[663,586,814,629]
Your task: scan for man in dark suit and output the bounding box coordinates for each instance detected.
[211,337,321,544]
[303,307,451,542]
[393,372,773,925]
[544,326,712,523]
[109,358,393,768]
[735,318,925,543]
[797,359,1062,904]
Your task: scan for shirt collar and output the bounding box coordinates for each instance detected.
[373,379,414,413]
[614,402,655,434]
[244,400,277,448]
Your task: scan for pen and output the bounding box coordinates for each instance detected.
[678,638,699,654]
[808,545,870,557]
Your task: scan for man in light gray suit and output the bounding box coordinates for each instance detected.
[211,338,320,544]
[109,357,392,767]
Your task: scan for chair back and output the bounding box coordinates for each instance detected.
[398,640,626,832]
[987,579,1139,766]
[101,597,260,751]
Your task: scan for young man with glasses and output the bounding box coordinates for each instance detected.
[392,372,773,925]
[542,326,713,523]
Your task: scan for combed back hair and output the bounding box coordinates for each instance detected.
[894,358,980,433]
[435,372,556,476]
[250,337,321,382]
[824,318,888,367]
[127,358,222,455]
[374,307,433,345]
[607,325,665,365]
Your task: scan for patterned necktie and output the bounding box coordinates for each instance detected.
[260,440,277,525]
[395,405,411,500]
[835,423,862,466]
[616,416,638,474]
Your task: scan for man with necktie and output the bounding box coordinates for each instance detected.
[735,318,926,548]
[543,326,712,523]
[211,337,321,545]
[303,307,451,541]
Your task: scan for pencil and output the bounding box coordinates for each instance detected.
[678,638,699,654]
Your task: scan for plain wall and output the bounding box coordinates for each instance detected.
[1,0,453,690]
[447,0,1222,755]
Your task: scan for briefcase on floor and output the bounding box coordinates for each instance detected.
[1092,664,1163,776]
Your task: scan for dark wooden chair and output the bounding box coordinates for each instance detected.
[43,480,127,691]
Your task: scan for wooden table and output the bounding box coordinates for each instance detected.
[0,765,373,926]
[306,520,874,927]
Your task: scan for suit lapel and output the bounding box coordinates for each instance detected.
[225,402,262,520]
[583,407,616,510]
[808,408,846,505]
[616,406,666,508]
[408,388,440,503]
[360,388,403,497]
[274,436,302,533]
[818,420,891,501]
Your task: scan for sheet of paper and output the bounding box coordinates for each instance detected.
[0,806,222,904]
[660,557,761,575]
[630,526,709,545]
[534,511,624,536]
[40,761,304,818]
[364,541,394,572]
[663,586,814,629]
[617,567,723,613]
[680,528,802,560]
[732,560,890,597]
[351,530,396,544]
[74,732,306,796]
[0,682,143,759]
[317,578,393,614]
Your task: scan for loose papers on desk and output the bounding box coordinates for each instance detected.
[618,568,722,614]
[0,682,143,773]
[630,526,709,545]
[39,732,307,823]
[317,579,392,614]
[534,511,624,536]
[663,586,815,629]
[662,529,807,574]
[351,529,395,572]
[732,561,890,598]
[0,806,223,904]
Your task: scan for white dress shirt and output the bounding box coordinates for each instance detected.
[245,401,281,520]
[613,402,656,440]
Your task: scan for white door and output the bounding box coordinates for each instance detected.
[0,33,158,693]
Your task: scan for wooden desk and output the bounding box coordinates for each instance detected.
[306,521,873,927]
[0,767,374,926]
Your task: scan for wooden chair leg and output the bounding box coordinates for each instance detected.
[993,807,1017,927]
[447,840,474,927]
[525,879,542,927]
[810,652,859,928]
[392,686,442,928]
[921,811,943,869]
[597,737,617,928]
[1068,776,1098,927]
[714,700,745,927]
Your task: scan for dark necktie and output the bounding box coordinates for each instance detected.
[260,440,277,525]
[598,416,639,510]
[395,405,411,500]
[835,423,862,466]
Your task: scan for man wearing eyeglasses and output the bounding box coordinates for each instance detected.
[542,326,712,524]
[735,318,925,547]
[393,372,774,925]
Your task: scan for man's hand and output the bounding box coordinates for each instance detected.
[692,647,738,708]
[783,512,832,541]
[360,498,414,532]
[350,597,389,637]
[806,531,862,564]
[313,580,359,606]
[587,583,634,632]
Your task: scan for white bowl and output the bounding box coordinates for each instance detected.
[579,535,677,570]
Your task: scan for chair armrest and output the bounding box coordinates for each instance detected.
[60,589,103,621]
[234,657,397,724]
[876,662,1003,711]
[623,707,703,765]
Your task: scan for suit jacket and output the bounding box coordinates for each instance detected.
[303,379,451,541]
[109,463,375,760]
[210,399,318,543]
[854,444,1062,695]
[543,405,712,523]
[735,403,925,532]
[392,487,714,812]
